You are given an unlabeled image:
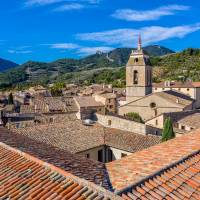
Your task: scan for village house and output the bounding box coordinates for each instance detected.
[93,92,117,114]
[74,96,105,119]
[153,81,200,108]
[145,109,200,136]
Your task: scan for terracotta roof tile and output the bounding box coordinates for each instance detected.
[121,151,200,199]
[0,127,110,189]
[106,129,200,193]
[0,142,121,200]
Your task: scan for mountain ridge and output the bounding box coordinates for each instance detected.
[0,58,18,72]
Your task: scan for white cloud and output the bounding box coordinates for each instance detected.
[24,0,101,7]
[25,0,65,7]
[43,42,112,55]
[8,50,32,54]
[48,43,80,49]
[112,4,190,21]
[76,23,200,47]
[53,3,84,11]
[77,46,113,55]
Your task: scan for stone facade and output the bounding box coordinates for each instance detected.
[119,92,193,121]
[96,113,146,135]
[126,36,152,103]
[95,113,162,136]
[93,93,117,114]
[153,83,200,108]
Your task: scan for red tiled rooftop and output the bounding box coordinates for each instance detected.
[106,129,200,192]
[0,142,121,200]
[121,151,200,199]
[0,127,110,189]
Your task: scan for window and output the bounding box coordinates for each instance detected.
[155,88,157,90]
[187,88,190,91]
[133,70,138,84]
[98,150,103,162]
[108,149,113,162]
[150,102,156,108]
[109,105,113,109]
[154,109,158,116]
[181,125,185,130]
[134,58,139,63]
[121,153,127,158]
[50,118,54,123]
[108,120,112,126]
[156,120,158,126]
[108,99,111,103]
[86,154,90,158]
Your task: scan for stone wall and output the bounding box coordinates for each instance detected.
[96,113,146,135]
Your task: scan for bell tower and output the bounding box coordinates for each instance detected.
[126,35,152,102]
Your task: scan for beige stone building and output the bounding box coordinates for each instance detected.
[118,37,195,122]
[93,92,117,114]
[119,90,194,121]
[153,81,200,108]
[74,96,105,119]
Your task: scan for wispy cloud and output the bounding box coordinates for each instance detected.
[44,43,80,49]
[24,0,101,7]
[112,5,190,21]
[44,42,112,55]
[24,0,65,7]
[8,50,32,54]
[77,23,200,47]
[53,3,84,12]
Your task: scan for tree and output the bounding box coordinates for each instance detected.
[162,117,175,142]
[8,93,14,104]
[125,112,144,124]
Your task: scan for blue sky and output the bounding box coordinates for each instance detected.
[0,0,200,64]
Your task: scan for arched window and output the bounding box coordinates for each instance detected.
[134,58,139,63]
[133,70,138,84]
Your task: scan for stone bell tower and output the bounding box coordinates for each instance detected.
[126,35,152,103]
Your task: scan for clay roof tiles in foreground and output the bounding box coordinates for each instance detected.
[106,130,200,193]
[121,151,200,200]
[0,127,110,189]
[0,142,121,200]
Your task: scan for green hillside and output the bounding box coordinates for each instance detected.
[3,46,200,90]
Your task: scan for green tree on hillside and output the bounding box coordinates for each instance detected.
[8,93,14,104]
[125,112,144,124]
[162,117,175,142]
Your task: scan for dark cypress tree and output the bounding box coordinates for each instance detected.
[162,117,175,142]
[8,93,14,105]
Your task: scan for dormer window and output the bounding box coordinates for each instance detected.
[133,70,138,84]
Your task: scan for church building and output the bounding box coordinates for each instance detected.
[118,36,194,122]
